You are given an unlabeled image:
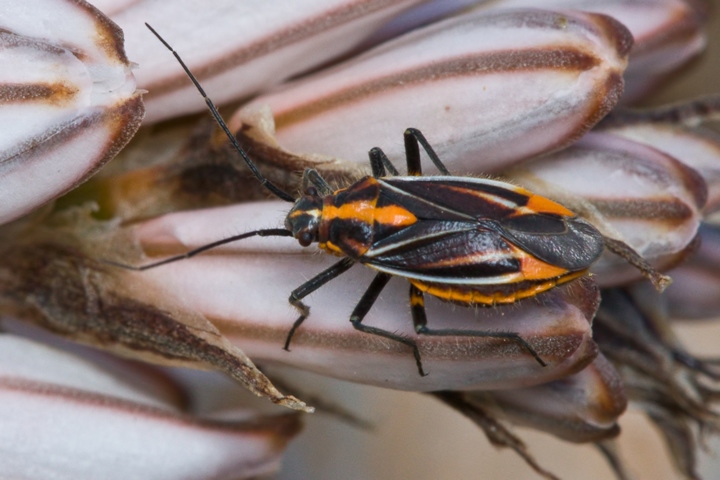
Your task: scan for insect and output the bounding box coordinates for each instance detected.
[123,24,670,377]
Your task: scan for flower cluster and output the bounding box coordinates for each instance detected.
[0,0,719,478]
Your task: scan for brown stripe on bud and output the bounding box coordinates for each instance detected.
[603,120,720,215]
[274,48,600,131]
[0,239,310,412]
[0,82,79,106]
[0,336,302,478]
[143,0,425,96]
[588,198,694,224]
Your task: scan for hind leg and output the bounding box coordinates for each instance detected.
[409,285,546,367]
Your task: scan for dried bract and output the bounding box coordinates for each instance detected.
[594,286,720,479]
[0,214,311,412]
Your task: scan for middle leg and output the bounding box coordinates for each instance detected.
[350,272,427,376]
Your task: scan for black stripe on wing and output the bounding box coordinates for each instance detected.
[380,177,528,220]
[364,221,520,279]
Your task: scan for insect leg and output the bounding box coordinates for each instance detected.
[105,228,293,271]
[301,168,333,196]
[409,284,429,330]
[603,236,672,292]
[404,129,422,176]
[368,147,400,177]
[409,285,547,367]
[404,128,451,175]
[285,257,355,350]
[350,273,427,376]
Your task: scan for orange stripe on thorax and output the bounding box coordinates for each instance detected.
[374,205,417,227]
[322,199,377,224]
[321,199,416,227]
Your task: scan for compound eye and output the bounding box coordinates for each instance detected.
[298,231,314,247]
[305,186,318,197]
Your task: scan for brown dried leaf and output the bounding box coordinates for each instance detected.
[0,214,312,412]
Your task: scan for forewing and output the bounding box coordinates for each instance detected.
[375,177,603,276]
[379,177,528,221]
[363,221,522,285]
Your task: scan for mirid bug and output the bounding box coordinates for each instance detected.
[122,24,670,376]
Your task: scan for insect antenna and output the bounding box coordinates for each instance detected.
[145,23,296,203]
[104,228,293,271]
[603,236,672,292]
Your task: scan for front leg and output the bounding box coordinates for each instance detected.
[368,147,400,177]
[301,168,333,196]
[285,257,355,350]
[404,128,451,175]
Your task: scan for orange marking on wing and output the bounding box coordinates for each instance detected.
[525,194,575,216]
[517,250,570,280]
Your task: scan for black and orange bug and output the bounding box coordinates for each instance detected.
[125,25,670,376]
